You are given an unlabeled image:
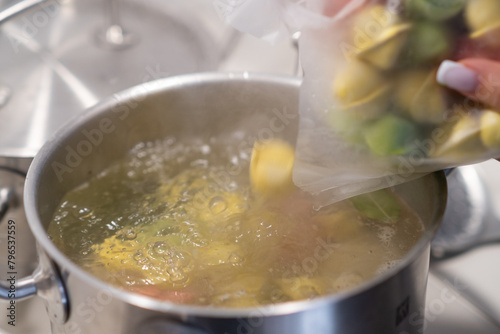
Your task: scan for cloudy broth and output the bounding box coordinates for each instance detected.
[48,136,424,307]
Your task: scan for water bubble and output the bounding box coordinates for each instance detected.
[163,137,174,147]
[152,241,170,256]
[124,229,137,240]
[297,285,320,299]
[200,145,211,154]
[156,225,181,236]
[239,151,249,160]
[78,207,91,217]
[106,220,120,231]
[377,226,395,246]
[235,203,249,212]
[209,196,227,215]
[54,211,69,221]
[164,251,192,283]
[206,182,219,195]
[133,251,149,264]
[167,266,187,283]
[376,260,401,274]
[228,253,243,265]
[266,285,291,303]
[174,207,187,219]
[190,159,208,168]
[334,272,364,291]
[137,150,148,159]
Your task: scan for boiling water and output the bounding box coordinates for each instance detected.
[47,136,424,307]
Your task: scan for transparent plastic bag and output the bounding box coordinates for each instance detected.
[219,0,500,207]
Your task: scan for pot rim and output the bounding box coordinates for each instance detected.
[24,71,447,318]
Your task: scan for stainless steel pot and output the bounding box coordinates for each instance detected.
[6,73,446,334]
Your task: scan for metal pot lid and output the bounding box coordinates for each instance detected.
[0,0,221,158]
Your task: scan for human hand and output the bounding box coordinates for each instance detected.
[437,58,500,110]
[437,58,500,162]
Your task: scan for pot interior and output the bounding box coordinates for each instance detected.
[26,72,447,309]
[34,74,301,223]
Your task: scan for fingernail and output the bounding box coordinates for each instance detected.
[437,60,479,92]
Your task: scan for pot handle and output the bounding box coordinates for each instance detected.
[0,0,49,24]
[0,247,69,324]
[0,273,37,300]
[0,171,37,300]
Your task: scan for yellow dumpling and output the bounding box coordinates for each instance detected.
[480,110,500,149]
[250,140,295,196]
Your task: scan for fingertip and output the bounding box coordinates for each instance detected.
[459,58,500,81]
[436,60,479,92]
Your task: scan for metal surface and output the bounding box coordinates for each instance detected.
[17,73,446,333]
[0,0,221,158]
[0,167,36,300]
[0,187,16,223]
[0,248,68,322]
[0,159,41,333]
[0,167,35,278]
[136,319,209,334]
[95,0,137,51]
[432,165,500,258]
[0,272,36,301]
[34,249,69,325]
[0,0,48,24]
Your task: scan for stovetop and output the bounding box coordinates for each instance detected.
[1,1,500,333]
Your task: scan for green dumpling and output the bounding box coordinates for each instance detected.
[402,21,452,64]
[350,189,401,224]
[406,0,465,22]
[365,114,418,156]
